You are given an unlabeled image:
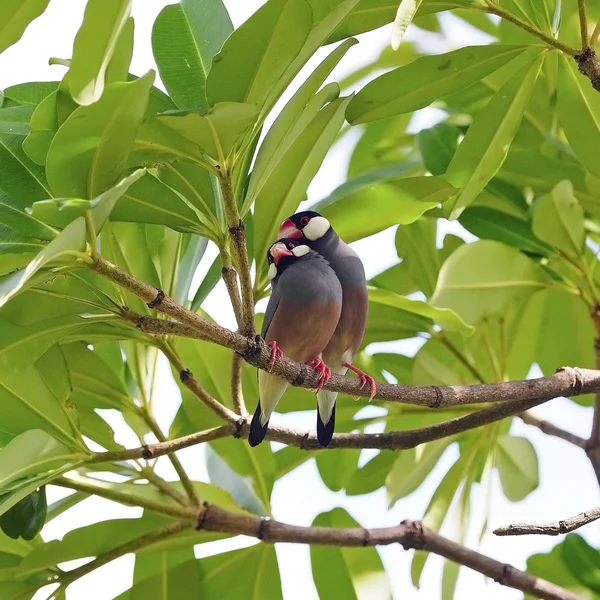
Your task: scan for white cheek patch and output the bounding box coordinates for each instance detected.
[291,245,310,257]
[303,216,330,240]
[268,262,278,280]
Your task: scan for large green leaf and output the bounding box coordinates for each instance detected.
[495,435,538,501]
[317,175,456,243]
[418,122,461,176]
[253,96,350,286]
[562,535,600,594]
[557,53,600,179]
[22,91,59,165]
[152,0,233,111]
[0,0,51,54]
[0,217,86,310]
[207,0,312,109]
[445,49,544,218]
[197,544,282,599]
[0,105,32,136]
[391,0,423,49]
[311,508,392,599]
[157,102,259,163]
[431,240,549,325]
[46,71,154,198]
[68,0,132,105]
[347,45,532,123]
[0,487,46,540]
[532,180,584,259]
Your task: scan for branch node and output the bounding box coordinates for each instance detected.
[572,367,584,395]
[136,315,150,329]
[292,364,308,387]
[233,418,245,439]
[429,386,443,409]
[575,48,600,92]
[400,519,425,550]
[495,564,515,586]
[142,445,153,460]
[195,501,210,530]
[228,220,245,236]
[257,518,270,540]
[558,520,568,534]
[362,528,371,547]
[300,431,311,451]
[147,289,165,309]
[243,336,262,362]
[180,369,192,383]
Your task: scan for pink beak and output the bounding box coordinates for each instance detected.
[278,219,303,240]
[270,242,293,265]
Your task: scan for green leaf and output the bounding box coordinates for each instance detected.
[46,71,154,198]
[152,0,233,111]
[347,45,532,123]
[345,451,397,496]
[0,487,46,540]
[562,535,600,594]
[311,508,392,599]
[391,0,423,49]
[0,430,82,495]
[22,91,59,165]
[532,180,584,258]
[0,105,33,136]
[245,38,357,215]
[317,174,456,244]
[206,0,312,109]
[253,96,350,286]
[495,435,538,501]
[158,102,260,163]
[68,0,132,105]
[418,122,461,176]
[0,0,51,54]
[34,344,70,404]
[557,54,600,179]
[0,217,86,310]
[198,544,282,599]
[369,287,473,335]
[316,449,361,492]
[386,439,452,506]
[431,240,549,325]
[446,49,544,218]
[0,196,55,242]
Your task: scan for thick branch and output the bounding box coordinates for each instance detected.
[574,48,600,92]
[519,412,587,449]
[587,304,600,483]
[494,506,600,537]
[90,394,562,463]
[89,261,600,407]
[195,505,581,600]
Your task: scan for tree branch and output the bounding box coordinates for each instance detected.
[518,412,587,449]
[574,48,600,93]
[58,520,193,588]
[89,258,600,407]
[231,352,247,416]
[578,0,589,49]
[494,505,600,537]
[219,243,245,332]
[587,304,600,483]
[194,504,582,600]
[140,467,190,507]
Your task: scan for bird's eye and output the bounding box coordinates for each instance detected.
[287,242,294,249]
[300,216,310,226]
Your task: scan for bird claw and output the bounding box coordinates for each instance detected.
[307,358,331,394]
[267,341,283,370]
[344,363,376,401]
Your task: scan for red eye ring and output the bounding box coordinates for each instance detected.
[287,242,294,249]
[300,216,310,226]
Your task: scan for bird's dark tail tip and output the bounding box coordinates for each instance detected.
[249,401,269,447]
[316,403,336,447]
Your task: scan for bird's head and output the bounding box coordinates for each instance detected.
[278,211,331,242]
[267,238,310,280]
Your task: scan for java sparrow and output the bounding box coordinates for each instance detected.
[249,238,342,447]
[278,212,376,428]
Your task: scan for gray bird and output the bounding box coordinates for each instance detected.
[249,238,342,447]
[278,211,376,440]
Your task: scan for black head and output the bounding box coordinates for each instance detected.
[267,238,311,281]
[278,211,331,242]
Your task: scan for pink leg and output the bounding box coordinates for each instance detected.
[344,363,377,400]
[307,358,332,393]
[268,341,283,370]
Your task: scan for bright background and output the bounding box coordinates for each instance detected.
[1,1,598,598]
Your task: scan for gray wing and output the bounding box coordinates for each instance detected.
[261,280,281,338]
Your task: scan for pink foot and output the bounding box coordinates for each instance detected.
[268,341,283,370]
[307,358,332,393]
[344,363,377,400]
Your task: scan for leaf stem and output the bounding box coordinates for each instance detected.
[477,2,579,56]
[438,334,487,384]
[578,0,590,49]
[140,467,190,507]
[84,212,97,260]
[591,21,600,47]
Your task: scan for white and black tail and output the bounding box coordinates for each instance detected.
[249,371,288,447]
[316,389,337,447]
[249,401,269,447]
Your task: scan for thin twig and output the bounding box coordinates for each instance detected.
[477,2,578,56]
[218,172,255,338]
[519,412,587,449]
[439,334,487,383]
[587,304,600,484]
[591,21,600,47]
[231,352,247,416]
[578,0,589,49]
[140,467,190,507]
[494,506,600,536]
[58,520,193,587]
[220,242,245,332]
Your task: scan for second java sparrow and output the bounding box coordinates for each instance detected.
[278,211,376,429]
[249,238,342,448]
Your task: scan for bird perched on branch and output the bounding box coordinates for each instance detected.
[278,211,376,437]
[249,238,342,448]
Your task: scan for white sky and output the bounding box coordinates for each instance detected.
[1,1,599,599]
